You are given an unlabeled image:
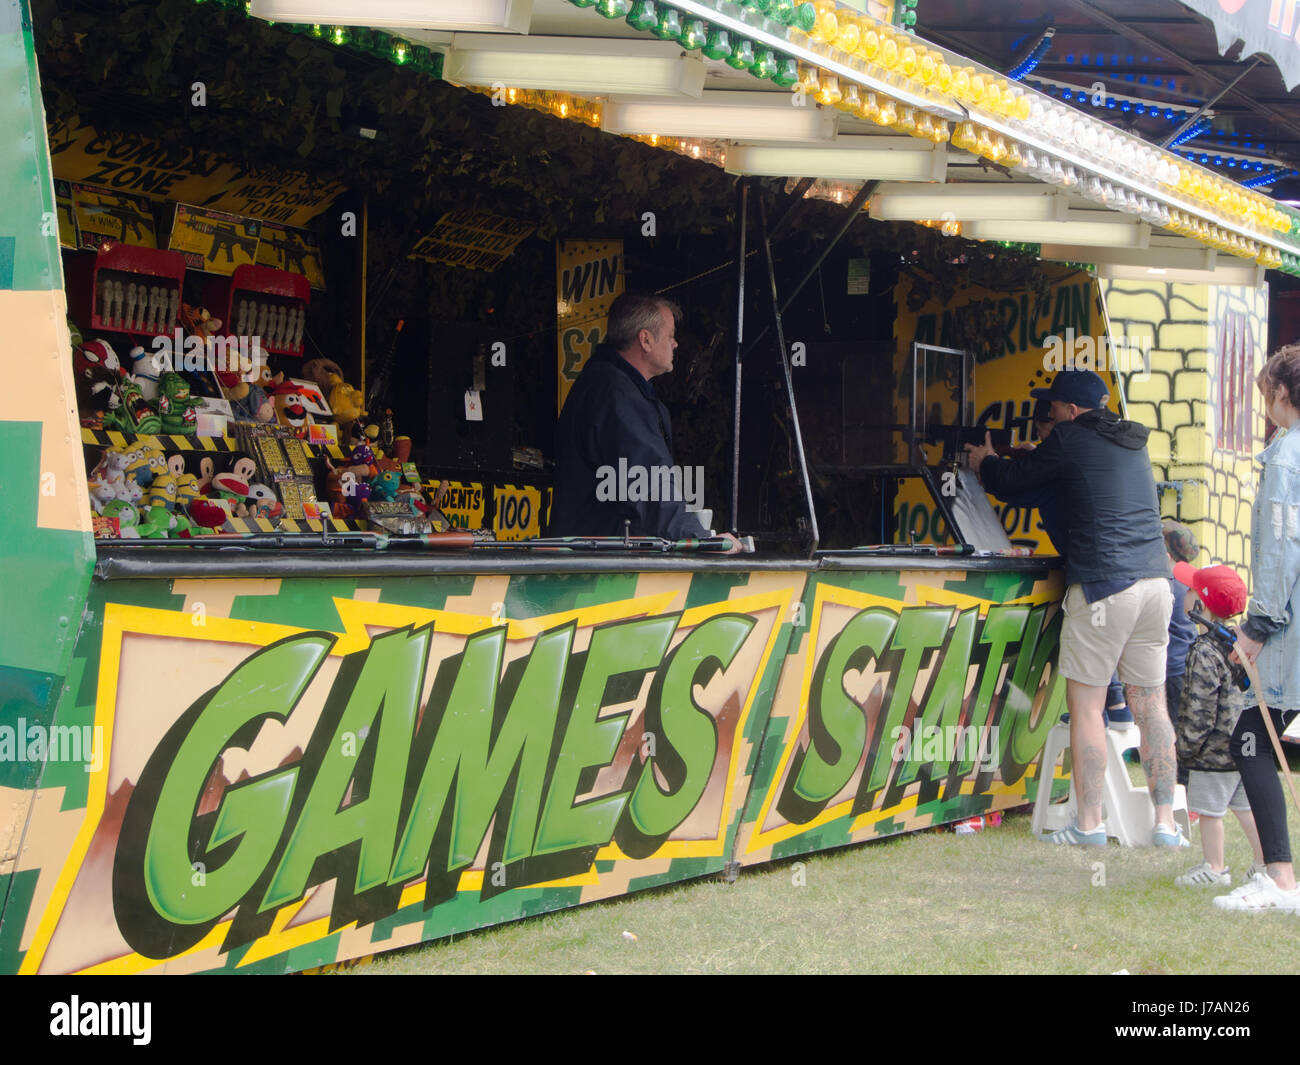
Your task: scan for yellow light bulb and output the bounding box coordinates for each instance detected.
[952,67,971,99]
[876,99,898,126]
[1016,92,1031,121]
[984,79,1002,113]
[894,105,917,132]
[936,60,953,92]
[916,113,935,139]
[860,91,881,120]
[817,74,842,106]
[969,74,987,105]
[880,35,899,69]
[1005,141,1022,167]
[835,17,861,54]
[814,9,838,43]
[842,84,862,113]
[859,27,880,61]
[899,45,918,78]
[952,120,977,150]
[918,50,937,84]
[932,120,950,143]
[800,65,820,94]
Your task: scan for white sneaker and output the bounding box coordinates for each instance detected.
[1175,862,1231,887]
[1213,871,1300,912]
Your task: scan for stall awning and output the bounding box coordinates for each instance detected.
[246,0,1300,284]
[1176,0,1300,92]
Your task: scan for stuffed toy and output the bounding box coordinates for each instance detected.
[215,346,275,423]
[100,499,141,538]
[103,378,161,435]
[244,483,283,522]
[157,372,203,435]
[324,371,366,442]
[368,468,402,503]
[127,344,165,401]
[74,339,126,419]
[268,378,312,438]
[301,358,343,395]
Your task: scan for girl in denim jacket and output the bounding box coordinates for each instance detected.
[1216,345,1300,912]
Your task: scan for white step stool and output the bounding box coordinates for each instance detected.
[1030,720,1190,846]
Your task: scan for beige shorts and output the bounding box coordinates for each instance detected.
[1058,577,1172,688]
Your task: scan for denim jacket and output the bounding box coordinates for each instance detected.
[1246,426,1300,709]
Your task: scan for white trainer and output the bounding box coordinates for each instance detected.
[1213,871,1300,913]
[1175,862,1231,887]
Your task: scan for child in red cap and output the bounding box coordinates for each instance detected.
[1170,562,1266,887]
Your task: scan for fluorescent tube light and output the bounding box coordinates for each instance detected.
[725,137,947,182]
[445,35,706,96]
[870,183,1069,222]
[602,92,837,144]
[1039,243,1216,272]
[250,0,532,32]
[1095,260,1264,286]
[964,218,1150,248]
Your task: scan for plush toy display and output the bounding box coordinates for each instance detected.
[74,339,126,419]
[156,372,203,435]
[268,379,313,438]
[324,371,366,441]
[215,345,275,424]
[100,499,141,538]
[369,468,401,503]
[244,483,284,522]
[127,344,163,401]
[137,474,194,539]
[103,378,161,435]
[301,358,343,395]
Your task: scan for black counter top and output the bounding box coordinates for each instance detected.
[93,547,1064,580]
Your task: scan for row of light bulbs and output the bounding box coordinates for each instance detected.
[693,0,1300,247]
[565,0,1300,275]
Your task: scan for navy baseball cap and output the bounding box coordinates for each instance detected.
[1030,370,1109,409]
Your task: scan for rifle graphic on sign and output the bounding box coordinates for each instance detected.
[82,202,152,243]
[259,231,310,275]
[188,219,259,263]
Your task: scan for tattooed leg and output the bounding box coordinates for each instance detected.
[1124,682,1176,826]
[1066,680,1109,831]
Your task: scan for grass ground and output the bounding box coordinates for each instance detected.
[351,770,1300,975]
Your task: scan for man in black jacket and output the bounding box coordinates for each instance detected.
[967,369,1182,847]
[550,292,740,551]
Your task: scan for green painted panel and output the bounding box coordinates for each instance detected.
[1,563,1063,975]
[0,423,94,678]
[0,869,38,975]
[0,0,61,291]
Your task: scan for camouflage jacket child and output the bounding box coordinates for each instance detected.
[1175,632,1255,773]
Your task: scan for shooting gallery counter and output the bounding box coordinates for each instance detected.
[5,547,1066,975]
[92,545,1063,578]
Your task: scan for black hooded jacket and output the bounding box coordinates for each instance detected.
[549,345,708,539]
[977,408,1169,586]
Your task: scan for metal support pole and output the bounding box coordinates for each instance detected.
[730,178,749,535]
[757,195,820,556]
[744,180,876,357]
[1160,58,1260,149]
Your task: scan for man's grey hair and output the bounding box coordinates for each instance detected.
[606,292,681,353]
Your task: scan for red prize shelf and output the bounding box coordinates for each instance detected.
[66,244,188,339]
[203,265,311,358]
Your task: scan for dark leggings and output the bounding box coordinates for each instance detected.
[1230,706,1299,865]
